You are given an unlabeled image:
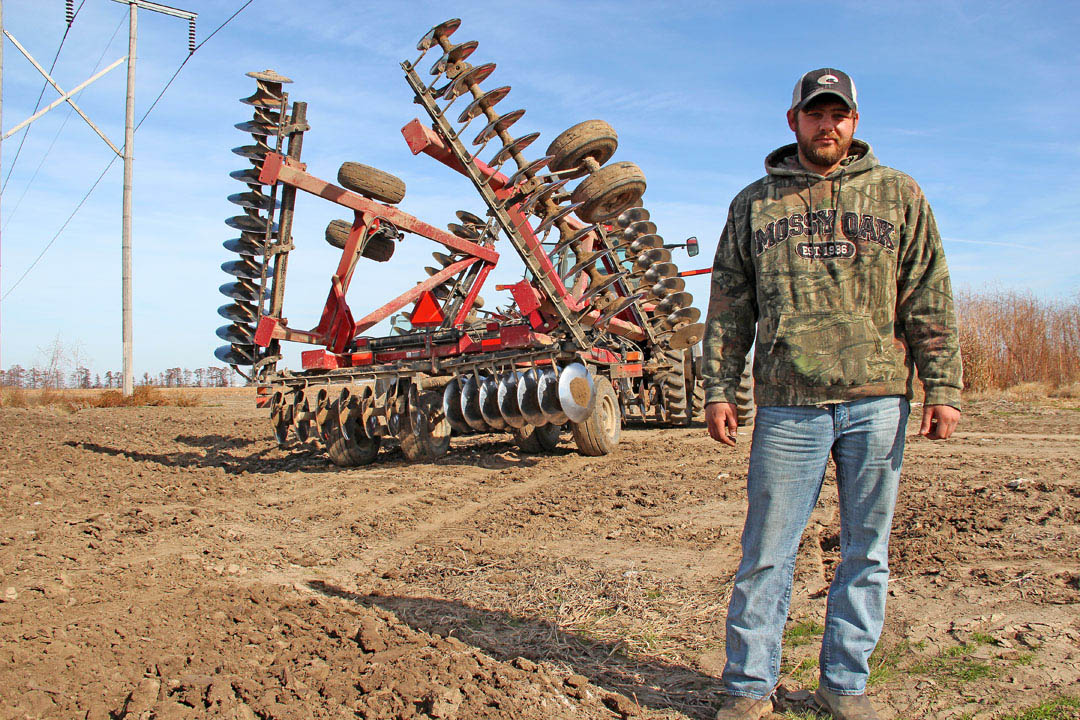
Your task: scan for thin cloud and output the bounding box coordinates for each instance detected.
[943,236,1036,250]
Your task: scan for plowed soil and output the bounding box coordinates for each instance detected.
[1,389,1078,719]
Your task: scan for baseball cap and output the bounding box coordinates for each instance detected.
[790,68,857,111]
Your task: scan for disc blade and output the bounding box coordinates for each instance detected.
[473,108,525,145]
[234,120,275,136]
[478,377,507,429]
[225,214,278,234]
[216,322,256,344]
[561,247,615,282]
[229,168,264,185]
[596,293,645,329]
[227,191,279,211]
[497,372,527,428]
[516,368,547,427]
[221,258,265,280]
[557,363,597,423]
[217,301,258,323]
[657,291,694,314]
[534,202,585,236]
[669,322,706,350]
[223,237,266,256]
[214,344,257,365]
[489,131,540,167]
[504,155,553,189]
[453,212,482,229]
[615,206,650,228]
[642,262,678,283]
[460,375,490,431]
[219,280,269,303]
[448,62,497,100]
[417,18,461,51]
[537,369,568,425]
[442,377,472,434]
[457,85,511,123]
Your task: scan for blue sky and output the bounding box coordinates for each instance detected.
[1,0,1077,376]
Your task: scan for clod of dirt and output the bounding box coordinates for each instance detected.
[356,617,389,652]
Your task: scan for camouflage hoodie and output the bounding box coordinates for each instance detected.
[701,139,962,408]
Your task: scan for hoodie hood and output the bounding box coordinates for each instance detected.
[764,139,877,179]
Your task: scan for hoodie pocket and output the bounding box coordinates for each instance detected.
[765,312,883,387]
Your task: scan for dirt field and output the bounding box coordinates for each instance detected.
[1,388,1077,719]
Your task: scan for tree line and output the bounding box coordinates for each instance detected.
[0,365,238,389]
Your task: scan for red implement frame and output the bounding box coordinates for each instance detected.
[401,119,648,341]
[254,153,499,354]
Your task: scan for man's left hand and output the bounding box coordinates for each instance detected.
[920,404,960,440]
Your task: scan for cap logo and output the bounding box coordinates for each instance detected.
[818,74,840,85]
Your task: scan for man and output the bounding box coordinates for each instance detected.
[702,68,962,720]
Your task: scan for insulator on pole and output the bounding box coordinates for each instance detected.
[188,18,196,54]
[65,0,74,26]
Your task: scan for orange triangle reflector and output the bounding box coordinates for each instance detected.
[409,290,444,327]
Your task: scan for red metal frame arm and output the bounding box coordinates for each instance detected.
[401,119,592,310]
[260,152,499,264]
[352,257,482,334]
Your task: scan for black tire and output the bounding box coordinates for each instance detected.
[325,220,396,261]
[545,120,618,180]
[400,391,451,462]
[571,376,621,456]
[571,161,646,224]
[325,400,381,466]
[337,162,406,204]
[684,350,706,420]
[512,423,562,453]
[656,349,691,426]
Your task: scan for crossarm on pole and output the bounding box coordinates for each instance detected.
[1,30,124,155]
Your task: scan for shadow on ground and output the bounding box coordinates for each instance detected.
[307,579,732,720]
[65,434,548,475]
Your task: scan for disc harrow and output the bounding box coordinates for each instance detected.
[214,19,753,467]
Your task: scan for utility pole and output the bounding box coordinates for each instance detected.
[0,1,194,394]
[113,0,197,396]
[1,0,5,373]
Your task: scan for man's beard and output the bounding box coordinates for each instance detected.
[797,128,852,167]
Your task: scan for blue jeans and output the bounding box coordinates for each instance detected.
[722,396,909,698]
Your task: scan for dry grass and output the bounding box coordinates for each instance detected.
[367,549,735,718]
[0,385,201,410]
[957,289,1080,393]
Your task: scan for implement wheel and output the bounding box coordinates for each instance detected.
[545,120,618,179]
[400,391,451,462]
[325,219,396,261]
[337,162,406,204]
[571,161,646,224]
[571,376,621,456]
[512,423,562,453]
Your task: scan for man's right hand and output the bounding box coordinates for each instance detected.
[706,402,739,446]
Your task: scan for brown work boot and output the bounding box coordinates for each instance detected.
[714,694,773,720]
[813,687,880,720]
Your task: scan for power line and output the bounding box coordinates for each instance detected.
[0,0,86,193]
[0,0,258,304]
[1,13,125,232]
[135,0,255,131]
